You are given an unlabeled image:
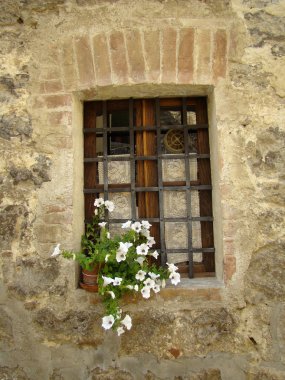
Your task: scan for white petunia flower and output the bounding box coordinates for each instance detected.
[141,229,150,238]
[135,256,145,266]
[169,271,181,285]
[107,291,115,299]
[141,286,151,299]
[102,276,114,287]
[102,315,115,330]
[122,220,132,229]
[126,285,133,290]
[144,278,155,288]
[135,270,146,281]
[107,232,110,239]
[121,314,132,330]
[105,254,110,262]
[113,277,123,286]
[117,326,125,336]
[134,284,139,291]
[51,244,61,257]
[99,222,107,228]
[153,284,161,293]
[166,262,179,273]
[151,250,159,259]
[148,272,160,280]
[131,221,142,233]
[116,250,127,262]
[136,243,149,256]
[147,237,155,247]
[141,220,152,230]
[105,200,115,212]
[94,198,104,207]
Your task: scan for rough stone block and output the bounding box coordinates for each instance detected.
[74,35,95,88]
[162,28,177,83]
[92,33,112,86]
[109,31,128,84]
[126,30,145,83]
[178,28,194,83]
[42,94,72,109]
[143,30,160,82]
[224,255,236,283]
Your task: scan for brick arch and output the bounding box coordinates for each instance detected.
[59,28,228,92]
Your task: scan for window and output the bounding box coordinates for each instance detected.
[83,97,215,278]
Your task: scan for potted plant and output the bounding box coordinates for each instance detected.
[51,198,180,335]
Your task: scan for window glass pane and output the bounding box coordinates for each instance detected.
[165,222,188,249]
[108,109,130,155]
[108,192,132,220]
[192,221,202,248]
[98,159,131,185]
[163,191,186,218]
[160,109,181,126]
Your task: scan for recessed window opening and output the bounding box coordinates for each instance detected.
[83,97,215,279]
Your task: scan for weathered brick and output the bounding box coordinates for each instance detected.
[42,80,63,94]
[213,29,227,81]
[162,28,177,83]
[43,95,72,109]
[126,30,145,83]
[61,39,77,91]
[178,28,194,83]
[109,31,128,84]
[74,35,96,88]
[92,33,112,86]
[40,67,61,81]
[143,30,160,82]
[224,255,236,283]
[196,29,211,83]
[47,111,72,127]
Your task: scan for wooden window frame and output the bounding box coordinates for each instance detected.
[83,97,215,278]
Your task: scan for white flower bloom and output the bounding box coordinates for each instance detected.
[102,315,115,330]
[102,276,114,287]
[147,237,156,247]
[135,270,146,281]
[107,291,115,299]
[121,314,132,330]
[105,254,110,262]
[166,262,179,273]
[141,220,152,230]
[94,209,98,215]
[141,286,151,299]
[122,220,132,229]
[113,277,123,286]
[126,285,133,290]
[135,256,145,266]
[99,221,107,228]
[134,284,139,291]
[153,284,161,293]
[105,200,115,212]
[151,250,159,259]
[51,244,61,257]
[117,326,125,336]
[169,271,181,285]
[144,278,155,288]
[136,243,149,256]
[94,198,104,207]
[107,232,110,239]
[116,250,127,262]
[131,221,142,233]
[141,229,150,238]
[148,272,160,280]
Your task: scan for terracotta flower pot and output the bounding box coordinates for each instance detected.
[80,266,100,292]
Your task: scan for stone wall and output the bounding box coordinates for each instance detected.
[0,0,285,379]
